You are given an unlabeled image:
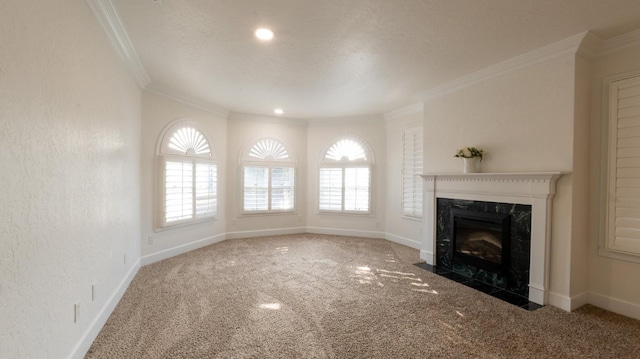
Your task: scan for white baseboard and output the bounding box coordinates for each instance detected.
[384,233,421,250]
[69,258,140,359]
[225,227,307,240]
[589,292,640,320]
[420,250,435,265]
[547,291,589,312]
[306,227,385,239]
[141,233,226,265]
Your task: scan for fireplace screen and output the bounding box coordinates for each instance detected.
[455,219,503,264]
[451,209,511,273]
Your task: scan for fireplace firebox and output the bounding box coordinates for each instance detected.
[450,209,511,275]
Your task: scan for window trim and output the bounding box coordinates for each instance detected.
[240,138,297,216]
[155,119,217,231]
[598,69,640,263]
[318,136,374,215]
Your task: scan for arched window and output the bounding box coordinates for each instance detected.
[157,120,217,227]
[319,137,373,213]
[241,138,295,213]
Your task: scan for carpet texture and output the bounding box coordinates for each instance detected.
[86,234,640,358]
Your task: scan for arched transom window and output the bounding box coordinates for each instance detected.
[242,138,295,213]
[319,137,372,213]
[158,121,217,227]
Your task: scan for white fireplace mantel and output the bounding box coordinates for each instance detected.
[420,172,564,305]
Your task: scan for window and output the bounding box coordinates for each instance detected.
[242,139,295,213]
[402,126,423,218]
[319,138,372,213]
[601,73,640,261]
[158,121,217,228]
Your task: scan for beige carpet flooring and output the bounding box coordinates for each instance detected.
[86,234,640,358]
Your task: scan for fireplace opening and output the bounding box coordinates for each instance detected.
[451,209,511,274]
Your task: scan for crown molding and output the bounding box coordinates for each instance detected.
[146,85,230,119]
[227,112,308,127]
[307,114,385,127]
[597,28,640,56]
[383,102,424,121]
[417,32,590,102]
[85,0,150,88]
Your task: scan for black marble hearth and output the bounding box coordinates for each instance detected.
[436,198,532,299]
[414,262,543,311]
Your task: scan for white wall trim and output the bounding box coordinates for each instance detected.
[597,28,640,57]
[306,227,386,239]
[417,32,589,102]
[141,234,226,265]
[85,0,150,88]
[69,258,141,359]
[146,85,230,119]
[548,291,589,312]
[385,233,421,250]
[589,292,640,320]
[383,102,424,121]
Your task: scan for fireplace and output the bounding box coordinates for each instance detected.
[451,209,510,275]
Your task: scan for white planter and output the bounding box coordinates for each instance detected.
[463,157,479,173]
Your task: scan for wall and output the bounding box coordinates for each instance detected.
[421,52,579,306]
[140,91,227,263]
[306,117,387,237]
[588,41,640,318]
[226,113,308,237]
[384,110,424,249]
[0,1,141,358]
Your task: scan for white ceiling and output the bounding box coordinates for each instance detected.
[111,0,640,119]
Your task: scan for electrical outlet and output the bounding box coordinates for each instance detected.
[74,301,81,323]
[123,253,127,264]
[92,282,97,301]
[148,235,154,245]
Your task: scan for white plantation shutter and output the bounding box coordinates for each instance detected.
[344,167,370,211]
[607,75,640,256]
[165,161,193,223]
[244,166,269,211]
[271,167,295,210]
[402,126,423,218]
[195,163,217,217]
[319,167,343,211]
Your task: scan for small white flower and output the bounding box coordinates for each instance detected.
[462,148,471,157]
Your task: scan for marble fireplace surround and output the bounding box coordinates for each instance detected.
[420,172,563,305]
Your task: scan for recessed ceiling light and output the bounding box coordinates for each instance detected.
[255,28,274,41]
[274,108,284,115]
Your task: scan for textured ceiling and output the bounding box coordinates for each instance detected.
[112,0,640,119]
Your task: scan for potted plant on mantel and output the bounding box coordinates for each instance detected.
[454,147,485,173]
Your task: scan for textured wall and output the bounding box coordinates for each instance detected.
[305,118,387,234]
[421,53,578,303]
[384,111,423,247]
[140,91,227,257]
[225,113,307,235]
[0,1,141,357]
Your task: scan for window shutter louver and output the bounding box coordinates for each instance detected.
[165,161,194,223]
[608,75,640,256]
[244,166,269,211]
[271,167,295,210]
[319,167,343,211]
[402,126,424,218]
